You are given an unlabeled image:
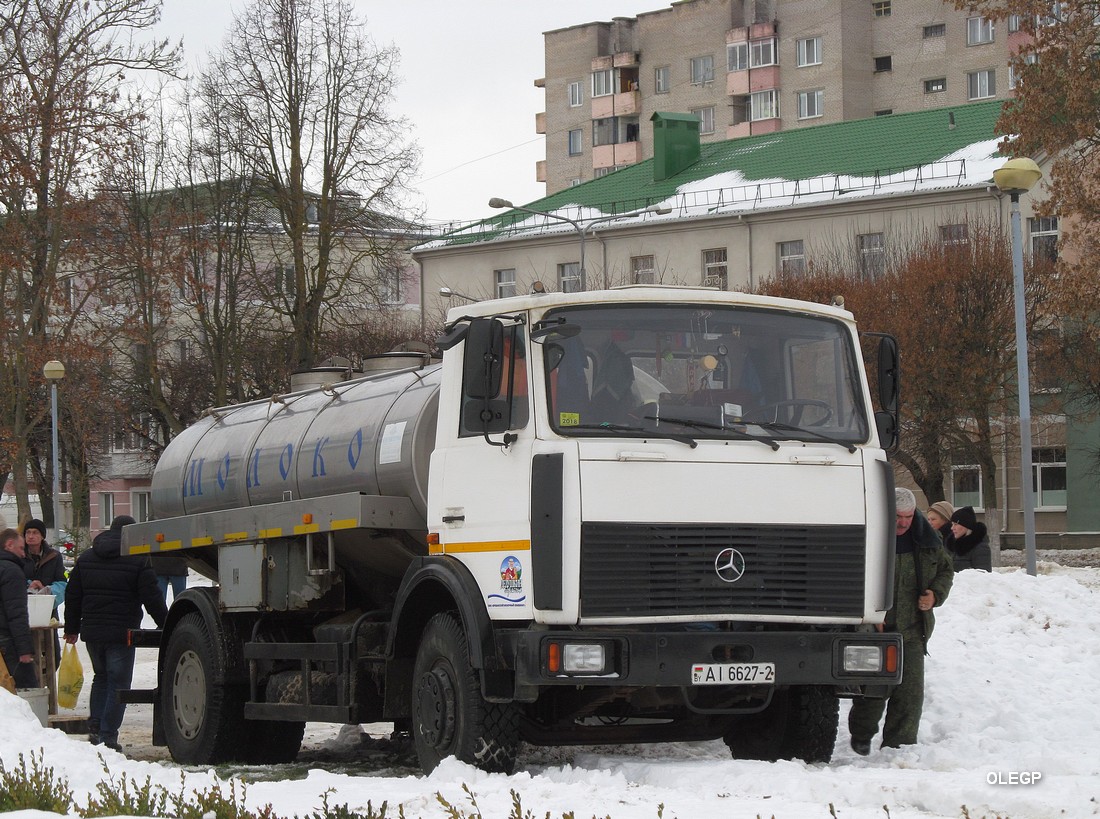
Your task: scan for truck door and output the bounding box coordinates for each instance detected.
[435,318,535,617]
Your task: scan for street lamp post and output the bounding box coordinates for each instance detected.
[992,157,1043,577]
[488,198,671,283]
[43,360,66,540]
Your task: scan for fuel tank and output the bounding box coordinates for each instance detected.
[151,364,441,522]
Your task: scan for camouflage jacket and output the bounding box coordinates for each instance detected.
[885,511,954,646]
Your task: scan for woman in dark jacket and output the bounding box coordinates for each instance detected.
[948,506,992,572]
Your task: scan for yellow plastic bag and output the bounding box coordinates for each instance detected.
[57,643,83,709]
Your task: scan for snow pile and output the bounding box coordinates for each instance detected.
[1,565,1097,818]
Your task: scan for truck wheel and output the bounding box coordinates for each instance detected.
[162,612,246,764]
[723,685,838,764]
[412,612,519,774]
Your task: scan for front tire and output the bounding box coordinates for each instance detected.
[411,612,519,774]
[161,612,247,764]
[724,685,839,763]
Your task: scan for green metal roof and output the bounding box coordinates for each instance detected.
[431,100,1006,248]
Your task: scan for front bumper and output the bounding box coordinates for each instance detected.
[504,628,902,695]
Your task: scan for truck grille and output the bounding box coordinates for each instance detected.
[580,523,866,618]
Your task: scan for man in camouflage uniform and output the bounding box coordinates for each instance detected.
[849,487,954,753]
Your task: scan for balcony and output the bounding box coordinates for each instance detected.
[591,55,613,72]
[535,160,546,183]
[726,122,751,139]
[750,66,780,92]
[592,141,642,169]
[535,112,546,134]
[613,51,640,68]
[727,71,749,96]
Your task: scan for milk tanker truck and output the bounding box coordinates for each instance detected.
[121,285,903,773]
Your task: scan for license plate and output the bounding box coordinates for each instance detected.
[691,662,775,685]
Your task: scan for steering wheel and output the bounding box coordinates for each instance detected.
[748,399,833,427]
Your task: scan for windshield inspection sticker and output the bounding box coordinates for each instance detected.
[559,412,580,427]
[488,555,525,607]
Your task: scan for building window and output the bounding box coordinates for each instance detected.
[951,465,982,509]
[495,268,517,298]
[100,493,115,526]
[692,106,715,134]
[593,167,613,178]
[112,413,151,453]
[967,69,996,99]
[690,55,715,85]
[750,89,779,120]
[875,109,893,116]
[655,65,670,93]
[593,117,616,147]
[923,23,946,38]
[132,490,152,523]
[1032,447,1067,508]
[727,42,748,71]
[568,80,583,107]
[1029,216,1059,262]
[797,37,822,67]
[797,89,823,119]
[1009,54,1038,89]
[858,233,885,279]
[750,38,777,68]
[778,241,805,277]
[940,223,970,247]
[872,1,891,17]
[176,339,191,362]
[558,262,583,293]
[924,77,947,94]
[569,178,583,187]
[702,248,728,289]
[379,267,402,304]
[874,55,892,73]
[275,265,295,298]
[631,255,656,284]
[967,16,994,45]
[567,129,582,156]
[592,69,613,97]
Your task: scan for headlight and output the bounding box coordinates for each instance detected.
[842,645,883,673]
[564,644,606,673]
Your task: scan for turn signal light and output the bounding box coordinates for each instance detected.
[885,644,898,674]
[302,513,313,524]
[547,642,561,673]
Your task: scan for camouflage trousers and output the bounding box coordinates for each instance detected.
[848,630,925,748]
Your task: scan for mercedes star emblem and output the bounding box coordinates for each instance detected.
[714,548,746,583]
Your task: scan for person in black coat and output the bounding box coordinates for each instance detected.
[0,528,40,689]
[948,506,992,572]
[64,515,168,751]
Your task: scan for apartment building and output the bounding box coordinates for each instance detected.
[537,0,1032,193]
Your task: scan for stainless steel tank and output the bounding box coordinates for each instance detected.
[151,365,441,522]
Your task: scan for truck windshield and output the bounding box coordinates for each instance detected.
[541,303,870,445]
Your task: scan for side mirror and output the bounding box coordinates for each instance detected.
[875,410,898,452]
[462,318,504,399]
[877,335,899,414]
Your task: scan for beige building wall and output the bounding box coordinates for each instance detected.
[540,0,1026,192]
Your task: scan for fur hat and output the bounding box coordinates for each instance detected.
[951,506,979,532]
[22,518,47,538]
[928,501,955,525]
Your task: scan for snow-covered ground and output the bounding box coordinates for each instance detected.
[2,559,1098,819]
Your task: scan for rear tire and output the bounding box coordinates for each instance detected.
[161,612,247,764]
[724,685,838,763]
[411,612,519,774]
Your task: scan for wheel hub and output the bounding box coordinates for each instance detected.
[416,665,456,749]
[171,648,206,740]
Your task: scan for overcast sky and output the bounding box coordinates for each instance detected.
[156,0,666,226]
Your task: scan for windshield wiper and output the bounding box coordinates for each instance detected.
[569,422,698,448]
[750,421,857,453]
[646,415,780,451]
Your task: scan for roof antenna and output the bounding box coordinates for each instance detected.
[948,111,956,130]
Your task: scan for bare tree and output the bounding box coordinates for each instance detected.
[207,0,420,370]
[0,0,178,525]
